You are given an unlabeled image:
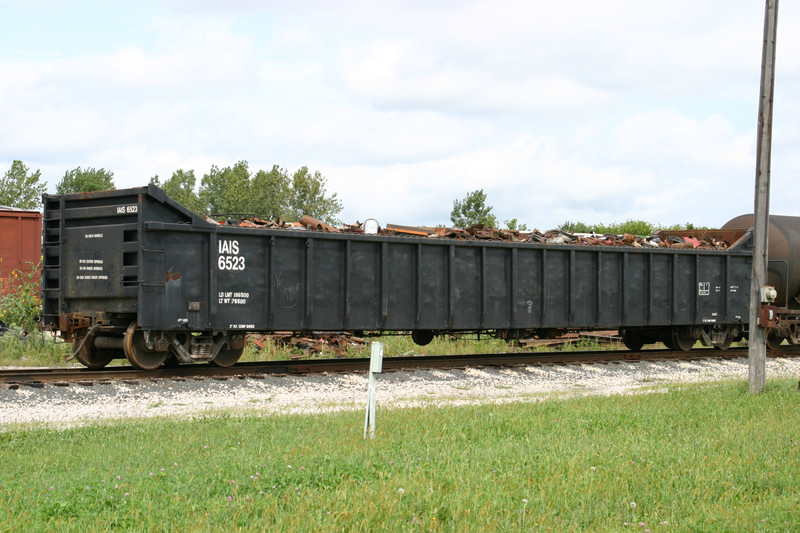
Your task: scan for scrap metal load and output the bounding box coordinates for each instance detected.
[208,214,743,251]
[250,332,368,358]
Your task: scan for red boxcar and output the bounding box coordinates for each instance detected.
[0,206,42,298]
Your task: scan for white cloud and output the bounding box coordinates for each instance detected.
[0,0,798,233]
[611,110,753,169]
[340,39,609,114]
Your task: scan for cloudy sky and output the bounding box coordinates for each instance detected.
[1,0,798,230]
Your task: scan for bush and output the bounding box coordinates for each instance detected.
[0,262,41,334]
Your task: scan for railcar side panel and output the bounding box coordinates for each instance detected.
[485,247,511,328]
[649,254,673,325]
[309,238,345,330]
[418,245,448,329]
[452,246,480,328]
[515,248,543,327]
[385,242,416,329]
[623,253,648,327]
[597,252,623,327]
[542,249,569,328]
[571,250,596,327]
[672,254,695,324]
[347,239,380,330]
[727,258,750,322]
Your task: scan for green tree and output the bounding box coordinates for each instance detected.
[151,170,203,213]
[0,160,46,210]
[606,220,655,236]
[451,189,497,228]
[56,166,115,194]
[558,220,705,235]
[558,221,593,233]
[249,165,290,218]
[285,166,343,224]
[661,222,707,231]
[504,218,529,231]
[559,220,653,235]
[198,161,253,215]
[197,161,344,224]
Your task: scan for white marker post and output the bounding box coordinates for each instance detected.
[364,341,384,439]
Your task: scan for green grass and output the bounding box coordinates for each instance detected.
[0,331,71,366]
[2,379,799,531]
[0,332,536,367]
[242,333,614,362]
[2,327,619,367]
[241,333,522,362]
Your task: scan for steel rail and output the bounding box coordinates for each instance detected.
[2,346,799,387]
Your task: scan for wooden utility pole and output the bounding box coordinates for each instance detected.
[749,0,779,394]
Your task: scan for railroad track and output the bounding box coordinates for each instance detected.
[3,345,800,388]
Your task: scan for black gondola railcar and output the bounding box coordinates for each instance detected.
[42,186,780,370]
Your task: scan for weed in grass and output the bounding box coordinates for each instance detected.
[0,263,77,366]
[0,262,41,335]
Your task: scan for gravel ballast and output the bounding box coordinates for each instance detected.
[2,358,800,427]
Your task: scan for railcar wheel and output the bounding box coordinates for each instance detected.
[713,335,733,350]
[712,326,735,350]
[701,325,735,351]
[123,322,167,370]
[162,352,182,368]
[211,347,244,367]
[210,334,245,367]
[620,330,644,351]
[72,335,115,369]
[766,330,786,350]
[789,325,800,345]
[411,330,435,346]
[669,327,695,352]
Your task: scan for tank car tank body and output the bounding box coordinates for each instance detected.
[722,214,800,346]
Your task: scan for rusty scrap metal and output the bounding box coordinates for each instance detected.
[385,223,432,236]
[250,332,368,358]
[300,215,340,233]
[208,213,744,250]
